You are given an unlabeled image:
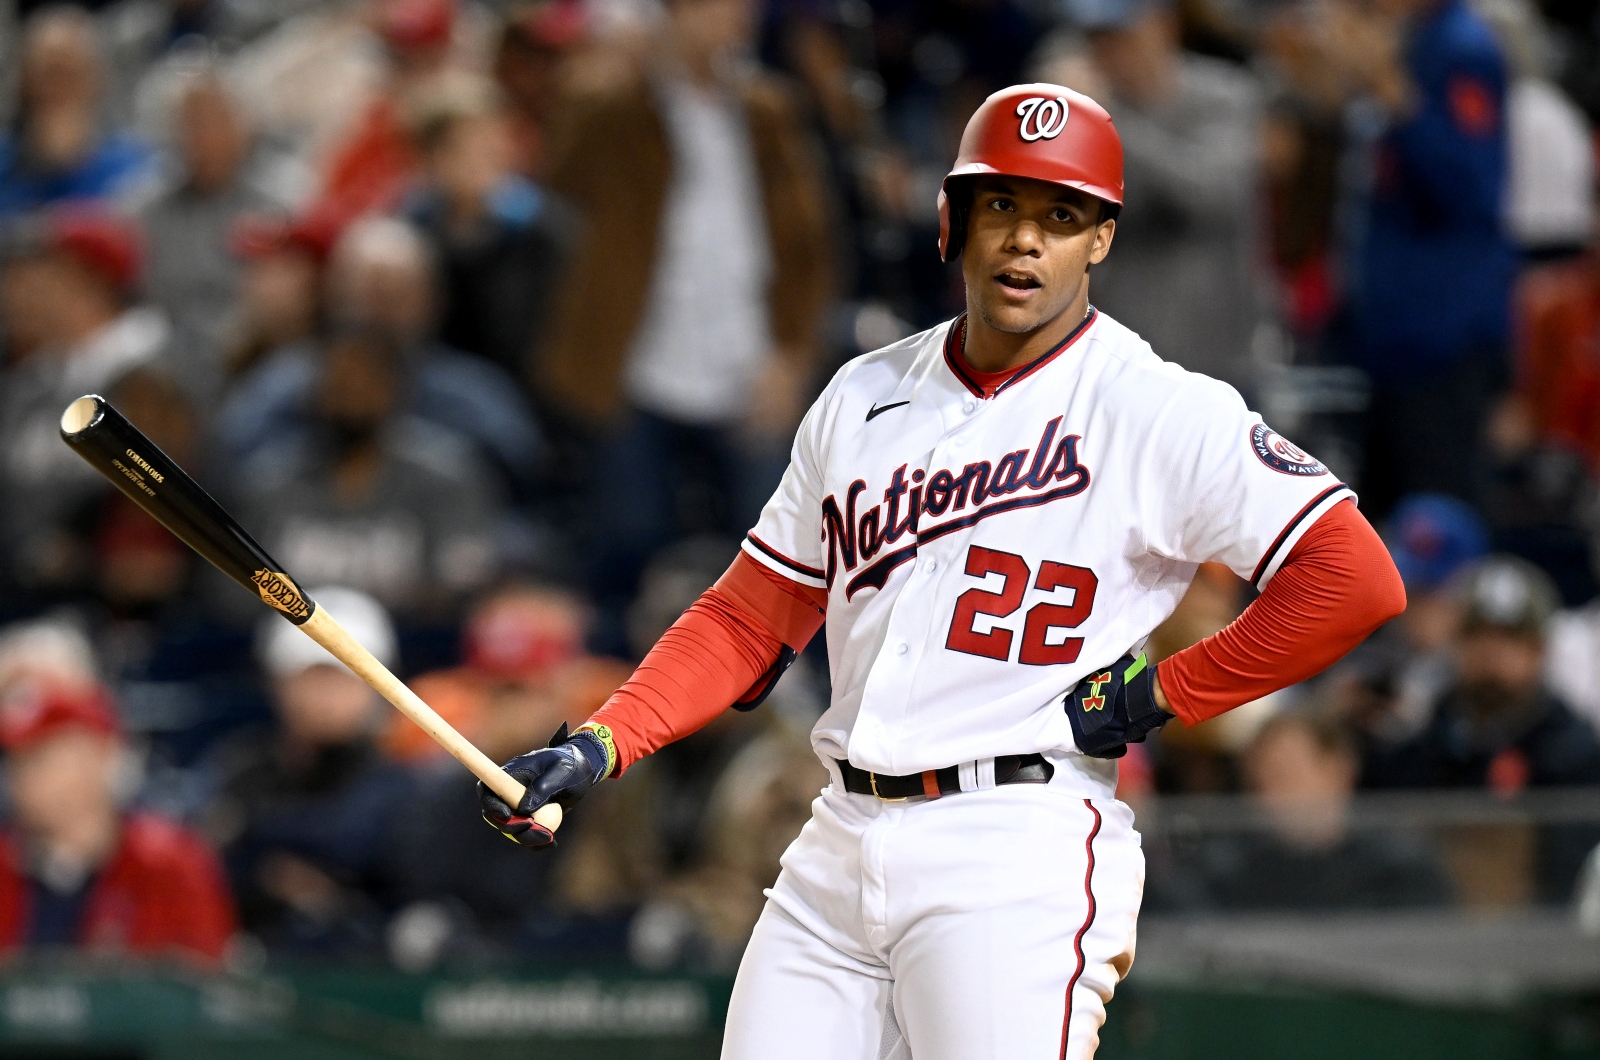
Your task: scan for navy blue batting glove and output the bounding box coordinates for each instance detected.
[1064,653,1172,759]
[479,723,609,849]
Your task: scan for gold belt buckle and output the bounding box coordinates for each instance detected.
[869,772,908,801]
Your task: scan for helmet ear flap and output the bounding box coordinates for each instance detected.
[939,176,976,263]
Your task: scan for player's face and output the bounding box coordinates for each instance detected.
[961,176,1115,336]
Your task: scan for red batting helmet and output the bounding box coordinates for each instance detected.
[938,83,1125,262]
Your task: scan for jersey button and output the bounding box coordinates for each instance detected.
[895,642,909,656]
[925,559,937,573]
[962,401,976,414]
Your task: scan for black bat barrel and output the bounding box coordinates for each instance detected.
[59,394,316,625]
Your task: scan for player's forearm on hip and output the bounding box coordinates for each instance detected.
[1159,500,1405,725]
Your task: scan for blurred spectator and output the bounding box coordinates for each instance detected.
[621,538,776,869]
[136,69,295,401]
[1048,0,1269,392]
[384,588,630,966]
[537,0,832,652]
[866,0,1042,169]
[1549,591,1600,733]
[1190,712,1452,910]
[1479,404,1596,605]
[1487,216,1598,604]
[492,0,588,180]
[0,681,235,961]
[771,7,939,331]
[1512,180,1600,472]
[224,0,390,177]
[401,75,572,393]
[553,539,772,919]
[631,723,827,970]
[1320,0,1516,517]
[384,584,626,764]
[0,7,159,216]
[221,0,491,234]
[387,715,567,966]
[0,619,99,697]
[216,215,545,501]
[1365,556,1600,897]
[222,328,503,622]
[1387,495,1488,647]
[1336,494,1488,764]
[0,208,185,602]
[308,0,484,234]
[1254,0,1352,343]
[1143,562,1253,794]
[1476,0,1594,257]
[203,588,410,953]
[220,211,332,378]
[101,0,290,134]
[1366,555,1597,788]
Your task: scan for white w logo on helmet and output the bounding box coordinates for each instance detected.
[1015,96,1070,142]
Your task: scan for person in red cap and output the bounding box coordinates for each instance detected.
[384,588,629,964]
[385,585,605,765]
[307,0,461,234]
[493,0,589,180]
[477,84,1406,1058]
[0,682,235,963]
[221,211,336,377]
[0,205,190,599]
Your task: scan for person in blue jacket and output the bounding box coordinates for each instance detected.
[1322,0,1517,518]
[0,9,156,218]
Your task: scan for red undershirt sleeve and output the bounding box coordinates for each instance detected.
[1158,499,1406,727]
[584,553,828,774]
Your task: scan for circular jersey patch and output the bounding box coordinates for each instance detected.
[1251,423,1328,476]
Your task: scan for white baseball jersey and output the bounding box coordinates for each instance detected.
[726,307,1352,1060]
[742,307,1353,776]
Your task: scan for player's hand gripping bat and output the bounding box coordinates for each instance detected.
[59,394,562,835]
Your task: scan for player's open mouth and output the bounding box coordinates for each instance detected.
[995,271,1042,291]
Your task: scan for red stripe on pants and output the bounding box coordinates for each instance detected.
[1058,799,1102,1060]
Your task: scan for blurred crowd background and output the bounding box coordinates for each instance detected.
[0,0,1599,980]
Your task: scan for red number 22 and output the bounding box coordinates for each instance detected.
[944,546,1097,665]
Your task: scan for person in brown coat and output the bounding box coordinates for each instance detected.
[536,0,833,654]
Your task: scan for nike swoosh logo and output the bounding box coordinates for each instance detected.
[865,400,911,422]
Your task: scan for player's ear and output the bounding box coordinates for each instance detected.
[1088,217,1115,265]
[1087,197,1119,265]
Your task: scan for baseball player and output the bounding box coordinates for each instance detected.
[480,84,1407,1059]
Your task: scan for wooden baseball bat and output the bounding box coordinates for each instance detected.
[58,394,561,834]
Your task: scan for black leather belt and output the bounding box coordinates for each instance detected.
[836,754,1054,800]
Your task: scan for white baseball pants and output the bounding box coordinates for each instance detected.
[721,773,1143,1060]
